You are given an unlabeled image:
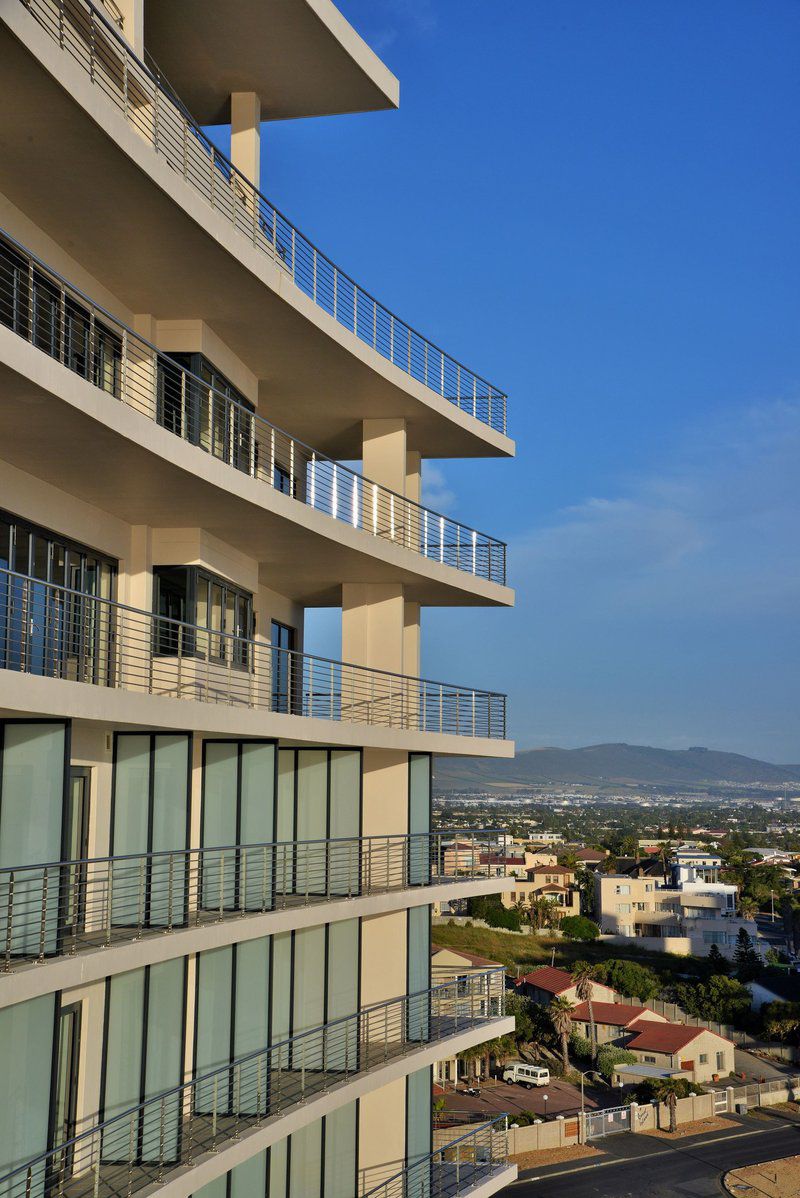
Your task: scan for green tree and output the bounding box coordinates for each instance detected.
[733,927,761,982]
[603,958,661,1002]
[707,944,731,975]
[560,915,600,941]
[549,996,575,1074]
[672,975,750,1024]
[762,1001,800,1044]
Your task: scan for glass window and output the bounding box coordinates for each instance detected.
[409,754,431,885]
[407,1067,432,1172]
[324,1103,357,1198]
[0,995,56,1187]
[153,566,252,666]
[408,904,430,1042]
[271,620,296,714]
[0,237,29,336]
[156,352,254,471]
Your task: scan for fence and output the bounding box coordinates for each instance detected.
[0,225,506,584]
[16,0,508,436]
[364,1117,510,1198]
[0,830,506,974]
[0,971,506,1198]
[0,565,506,739]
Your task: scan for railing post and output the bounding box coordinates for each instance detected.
[4,872,14,971]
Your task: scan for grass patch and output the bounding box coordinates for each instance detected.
[431,922,709,979]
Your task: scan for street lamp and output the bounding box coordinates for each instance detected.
[577,1069,593,1118]
[542,1093,548,1120]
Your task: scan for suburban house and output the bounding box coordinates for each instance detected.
[615,1023,735,1086]
[595,863,761,959]
[431,947,506,1087]
[569,1001,667,1046]
[574,848,608,869]
[479,852,535,878]
[501,865,581,919]
[516,966,616,1006]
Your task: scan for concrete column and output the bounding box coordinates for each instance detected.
[230,92,262,190]
[342,582,405,674]
[405,449,422,505]
[115,0,144,56]
[363,419,407,496]
[127,525,152,611]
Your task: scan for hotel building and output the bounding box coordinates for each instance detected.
[0,2,516,1197]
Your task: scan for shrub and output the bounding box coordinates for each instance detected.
[560,915,600,941]
[569,1031,592,1059]
[602,959,661,1002]
[596,1046,637,1080]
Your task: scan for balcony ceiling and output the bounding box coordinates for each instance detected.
[143,0,399,123]
[0,16,511,461]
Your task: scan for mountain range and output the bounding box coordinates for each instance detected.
[433,743,800,791]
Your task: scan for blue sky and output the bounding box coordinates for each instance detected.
[259,0,799,761]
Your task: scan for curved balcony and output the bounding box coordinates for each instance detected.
[0,971,507,1198]
[15,0,508,438]
[0,566,508,739]
[0,831,503,976]
[0,229,507,586]
[364,1116,513,1198]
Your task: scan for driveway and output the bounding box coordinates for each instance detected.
[441,1077,610,1121]
[733,1048,797,1082]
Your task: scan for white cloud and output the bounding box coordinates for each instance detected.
[422,463,456,513]
[513,399,800,620]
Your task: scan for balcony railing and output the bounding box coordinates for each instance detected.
[15,0,508,436]
[0,971,506,1198]
[0,830,506,973]
[0,228,507,585]
[364,1116,510,1198]
[0,567,507,738]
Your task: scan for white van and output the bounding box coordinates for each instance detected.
[502,1063,550,1088]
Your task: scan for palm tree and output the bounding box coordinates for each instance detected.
[573,964,597,1061]
[549,996,575,1074]
[739,895,759,920]
[652,1079,683,1133]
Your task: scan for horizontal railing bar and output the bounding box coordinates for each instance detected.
[0,560,510,718]
[0,225,506,567]
[0,829,505,875]
[16,0,509,439]
[0,970,505,1191]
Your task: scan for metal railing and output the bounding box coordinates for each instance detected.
[0,227,507,585]
[363,1116,510,1198]
[0,972,506,1198]
[0,830,505,972]
[16,0,509,436]
[0,566,507,737]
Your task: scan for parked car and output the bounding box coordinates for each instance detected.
[502,1063,550,1088]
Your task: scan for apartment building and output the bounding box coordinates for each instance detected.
[596,866,759,959]
[0,3,517,1198]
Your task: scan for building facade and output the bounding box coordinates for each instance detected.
[0,3,516,1197]
[596,867,760,959]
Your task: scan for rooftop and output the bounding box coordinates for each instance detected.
[517,966,576,994]
[626,1023,732,1053]
[570,1002,653,1027]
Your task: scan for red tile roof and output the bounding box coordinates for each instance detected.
[479,853,525,865]
[627,1023,733,1053]
[570,1001,650,1027]
[529,865,573,875]
[517,966,576,994]
[575,849,606,860]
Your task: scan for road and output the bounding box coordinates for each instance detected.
[507,1117,800,1197]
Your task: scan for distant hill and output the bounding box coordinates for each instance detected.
[434,743,800,791]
